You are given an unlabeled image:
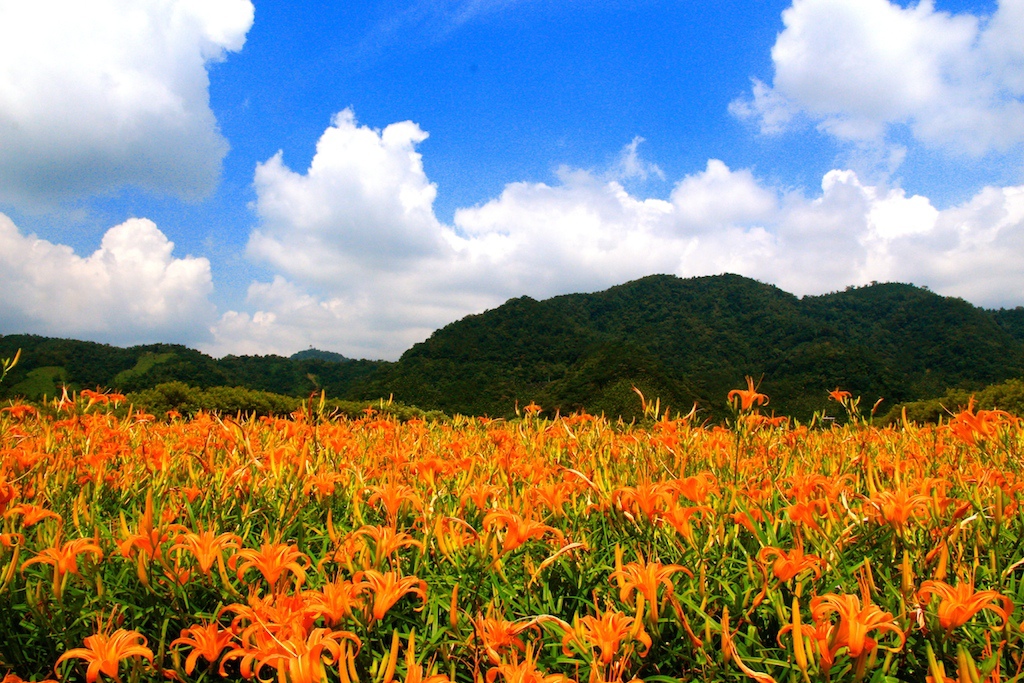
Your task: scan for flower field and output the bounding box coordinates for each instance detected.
[1,388,1022,683]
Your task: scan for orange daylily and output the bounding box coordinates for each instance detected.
[224,626,360,683]
[5,503,62,527]
[828,388,852,403]
[117,492,185,562]
[350,524,424,565]
[609,550,690,623]
[485,644,573,683]
[728,377,769,412]
[301,579,367,625]
[171,622,237,675]
[388,629,451,683]
[171,526,241,576]
[55,629,154,683]
[757,545,823,583]
[483,509,563,553]
[22,535,104,593]
[470,610,550,664]
[230,541,310,588]
[868,487,932,531]
[355,569,428,621]
[947,398,1015,446]
[365,481,423,522]
[560,606,651,666]
[918,579,1014,630]
[810,589,906,670]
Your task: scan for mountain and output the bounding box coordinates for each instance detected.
[2,274,1022,421]
[290,348,351,363]
[354,274,1024,420]
[0,335,384,401]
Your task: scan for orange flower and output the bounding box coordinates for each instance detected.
[560,607,651,666]
[6,503,62,527]
[483,509,563,553]
[485,644,573,683]
[611,483,671,522]
[365,481,423,523]
[350,524,424,565]
[810,590,905,663]
[828,388,852,403]
[757,546,823,583]
[728,377,768,412]
[171,622,236,675]
[301,579,367,625]
[947,398,1014,446]
[171,526,241,576]
[609,551,690,623]
[355,569,428,621]
[231,541,310,588]
[470,610,549,664]
[226,627,360,683]
[389,629,451,683]
[918,579,1014,630]
[55,629,154,683]
[117,492,184,562]
[22,536,104,592]
[868,488,931,531]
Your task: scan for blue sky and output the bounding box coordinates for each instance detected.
[1,0,1022,359]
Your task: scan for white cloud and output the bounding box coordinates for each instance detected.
[0,0,254,207]
[0,213,215,344]
[247,109,448,286]
[211,113,1024,359]
[610,137,665,183]
[731,0,1024,156]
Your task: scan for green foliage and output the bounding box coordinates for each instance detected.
[882,377,1024,423]
[3,275,1024,422]
[362,275,1024,421]
[7,366,66,399]
[290,347,351,362]
[127,381,445,421]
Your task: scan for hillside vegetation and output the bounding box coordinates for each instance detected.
[2,274,1023,420]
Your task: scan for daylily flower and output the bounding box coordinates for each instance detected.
[918,579,1014,630]
[728,377,768,412]
[355,569,428,621]
[171,622,237,675]
[230,541,310,588]
[610,550,690,623]
[55,629,154,683]
[757,545,823,583]
[560,606,651,666]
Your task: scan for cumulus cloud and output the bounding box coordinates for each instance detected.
[0,0,254,207]
[731,0,1024,156]
[208,112,1024,359]
[247,109,448,286]
[0,213,215,345]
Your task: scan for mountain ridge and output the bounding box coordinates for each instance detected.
[2,273,1022,420]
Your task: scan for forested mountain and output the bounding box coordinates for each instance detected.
[2,274,1023,421]
[0,336,383,402]
[354,275,1024,420]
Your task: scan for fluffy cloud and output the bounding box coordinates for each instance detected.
[248,109,448,285]
[732,0,1024,155]
[0,213,215,344]
[209,112,1024,359]
[0,0,254,207]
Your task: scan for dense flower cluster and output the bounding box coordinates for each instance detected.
[0,389,1021,683]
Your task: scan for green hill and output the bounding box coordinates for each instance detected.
[356,275,1024,420]
[3,274,1022,421]
[0,335,384,402]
